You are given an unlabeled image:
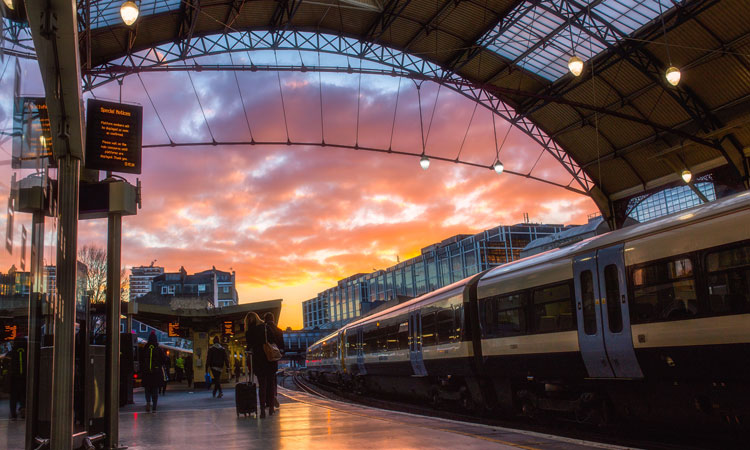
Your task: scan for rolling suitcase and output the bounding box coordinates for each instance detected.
[235,381,257,417]
[236,356,258,417]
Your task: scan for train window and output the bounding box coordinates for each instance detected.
[632,257,697,323]
[347,332,358,354]
[705,244,750,315]
[496,292,527,337]
[481,297,495,337]
[532,282,575,333]
[436,308,457,344]
[580,271,597,335]
[398,322,409,349]
[421,311,437,347]
[603,265,623,333]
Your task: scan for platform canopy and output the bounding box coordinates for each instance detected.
[9,0,750,222]
[126,299,282,334]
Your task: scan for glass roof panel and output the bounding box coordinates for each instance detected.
[86,0,182,29]
[482,0,679,81]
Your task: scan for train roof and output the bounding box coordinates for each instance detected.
[480,191,750,287]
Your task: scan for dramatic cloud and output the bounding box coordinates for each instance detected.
[0,53,596,329]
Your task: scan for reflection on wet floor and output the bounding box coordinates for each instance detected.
[1,383,612,449]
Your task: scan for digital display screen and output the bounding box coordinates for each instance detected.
[85,99,143,174]
[223,321,234,336]
[168,322,180,337]
[12,97,54,169]
[3,324,17,341]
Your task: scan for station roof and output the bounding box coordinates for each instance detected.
[127,298,282,332]
[29,0,750,217]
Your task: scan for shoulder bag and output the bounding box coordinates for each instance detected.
[263,325,282,362]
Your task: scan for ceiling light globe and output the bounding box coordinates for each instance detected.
[419,155,430,170]
[493,160,504,175]
[120,1,139,26]
[681,169,692,183]
[568,56,584,77]
[3,0,14,11]
[665,66,681,86]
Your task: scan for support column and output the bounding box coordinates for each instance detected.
[25,210,45,449]
[105,213,122,449]
[50,154,80,450]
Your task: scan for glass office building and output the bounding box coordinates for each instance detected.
[302,222,566,329]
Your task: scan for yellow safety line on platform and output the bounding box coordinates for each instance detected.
[279,387,543,450]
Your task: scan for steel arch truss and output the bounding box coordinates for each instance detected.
[82,30,595,192]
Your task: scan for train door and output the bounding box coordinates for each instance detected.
[597,245,643,378]
[573,251,615,378]
[339,330,347,373]
[574,247,644,379]
[356,328,367,375]
[409,311,428,377]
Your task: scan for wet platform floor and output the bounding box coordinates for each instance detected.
[1,384,628,449]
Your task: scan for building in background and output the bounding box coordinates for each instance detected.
[129,264,165,300]
[302,222,567,330]
[137,266,237,309]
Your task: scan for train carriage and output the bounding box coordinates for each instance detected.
[306,191,750,429]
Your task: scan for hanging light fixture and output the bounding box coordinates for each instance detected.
[665,66,681,86]
[3,0,14,10]
[120,1,139,26]
[493,160,504,175]
[568,56,584,77]
[681,169,692,183]
[420,155,430,170]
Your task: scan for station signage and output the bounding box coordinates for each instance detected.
[12,97,54,169]
[2,324,17,341]
[168,322,180,337]
[223,321,234,336]
[85,99,143,174]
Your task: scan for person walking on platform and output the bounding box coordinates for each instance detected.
[206,336,229,398]
[245,312,280,418]
[185,354,194,388]
[8,338,27,420]
[264,312,285,409]
[160,356,169,395]
[175,355,185,383]
[139,332,164,413]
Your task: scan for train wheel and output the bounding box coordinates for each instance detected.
[461,392,476,412]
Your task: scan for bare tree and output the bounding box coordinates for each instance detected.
[79,245,107,303]
[77,244,129,303]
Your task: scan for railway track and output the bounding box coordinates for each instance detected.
[290,374,744,450]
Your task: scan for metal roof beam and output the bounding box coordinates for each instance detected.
[482,0,607,85]
[363,0,414,44]
[177,0,201,60]
[223,0,248,33]
[403,0,459,52]
[443,1,529,75]
[516,0,718,115]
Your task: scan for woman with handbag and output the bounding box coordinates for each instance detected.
[244,312,281,418]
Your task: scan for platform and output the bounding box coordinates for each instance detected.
[1,382,626,449]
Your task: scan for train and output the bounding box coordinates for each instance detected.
[306,191,750,430]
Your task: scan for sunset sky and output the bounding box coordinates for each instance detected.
[0,51,596,329]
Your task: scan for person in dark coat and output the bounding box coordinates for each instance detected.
[206,336,229,398]
[8,338,27,420]
[139,332,164,412]
[185,354,194,388]
[263,312,285,409]
[245,312,278,418]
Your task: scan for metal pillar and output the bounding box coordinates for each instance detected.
[25,210,45,449]
[105,212,122,449]
[50,154,80,450]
